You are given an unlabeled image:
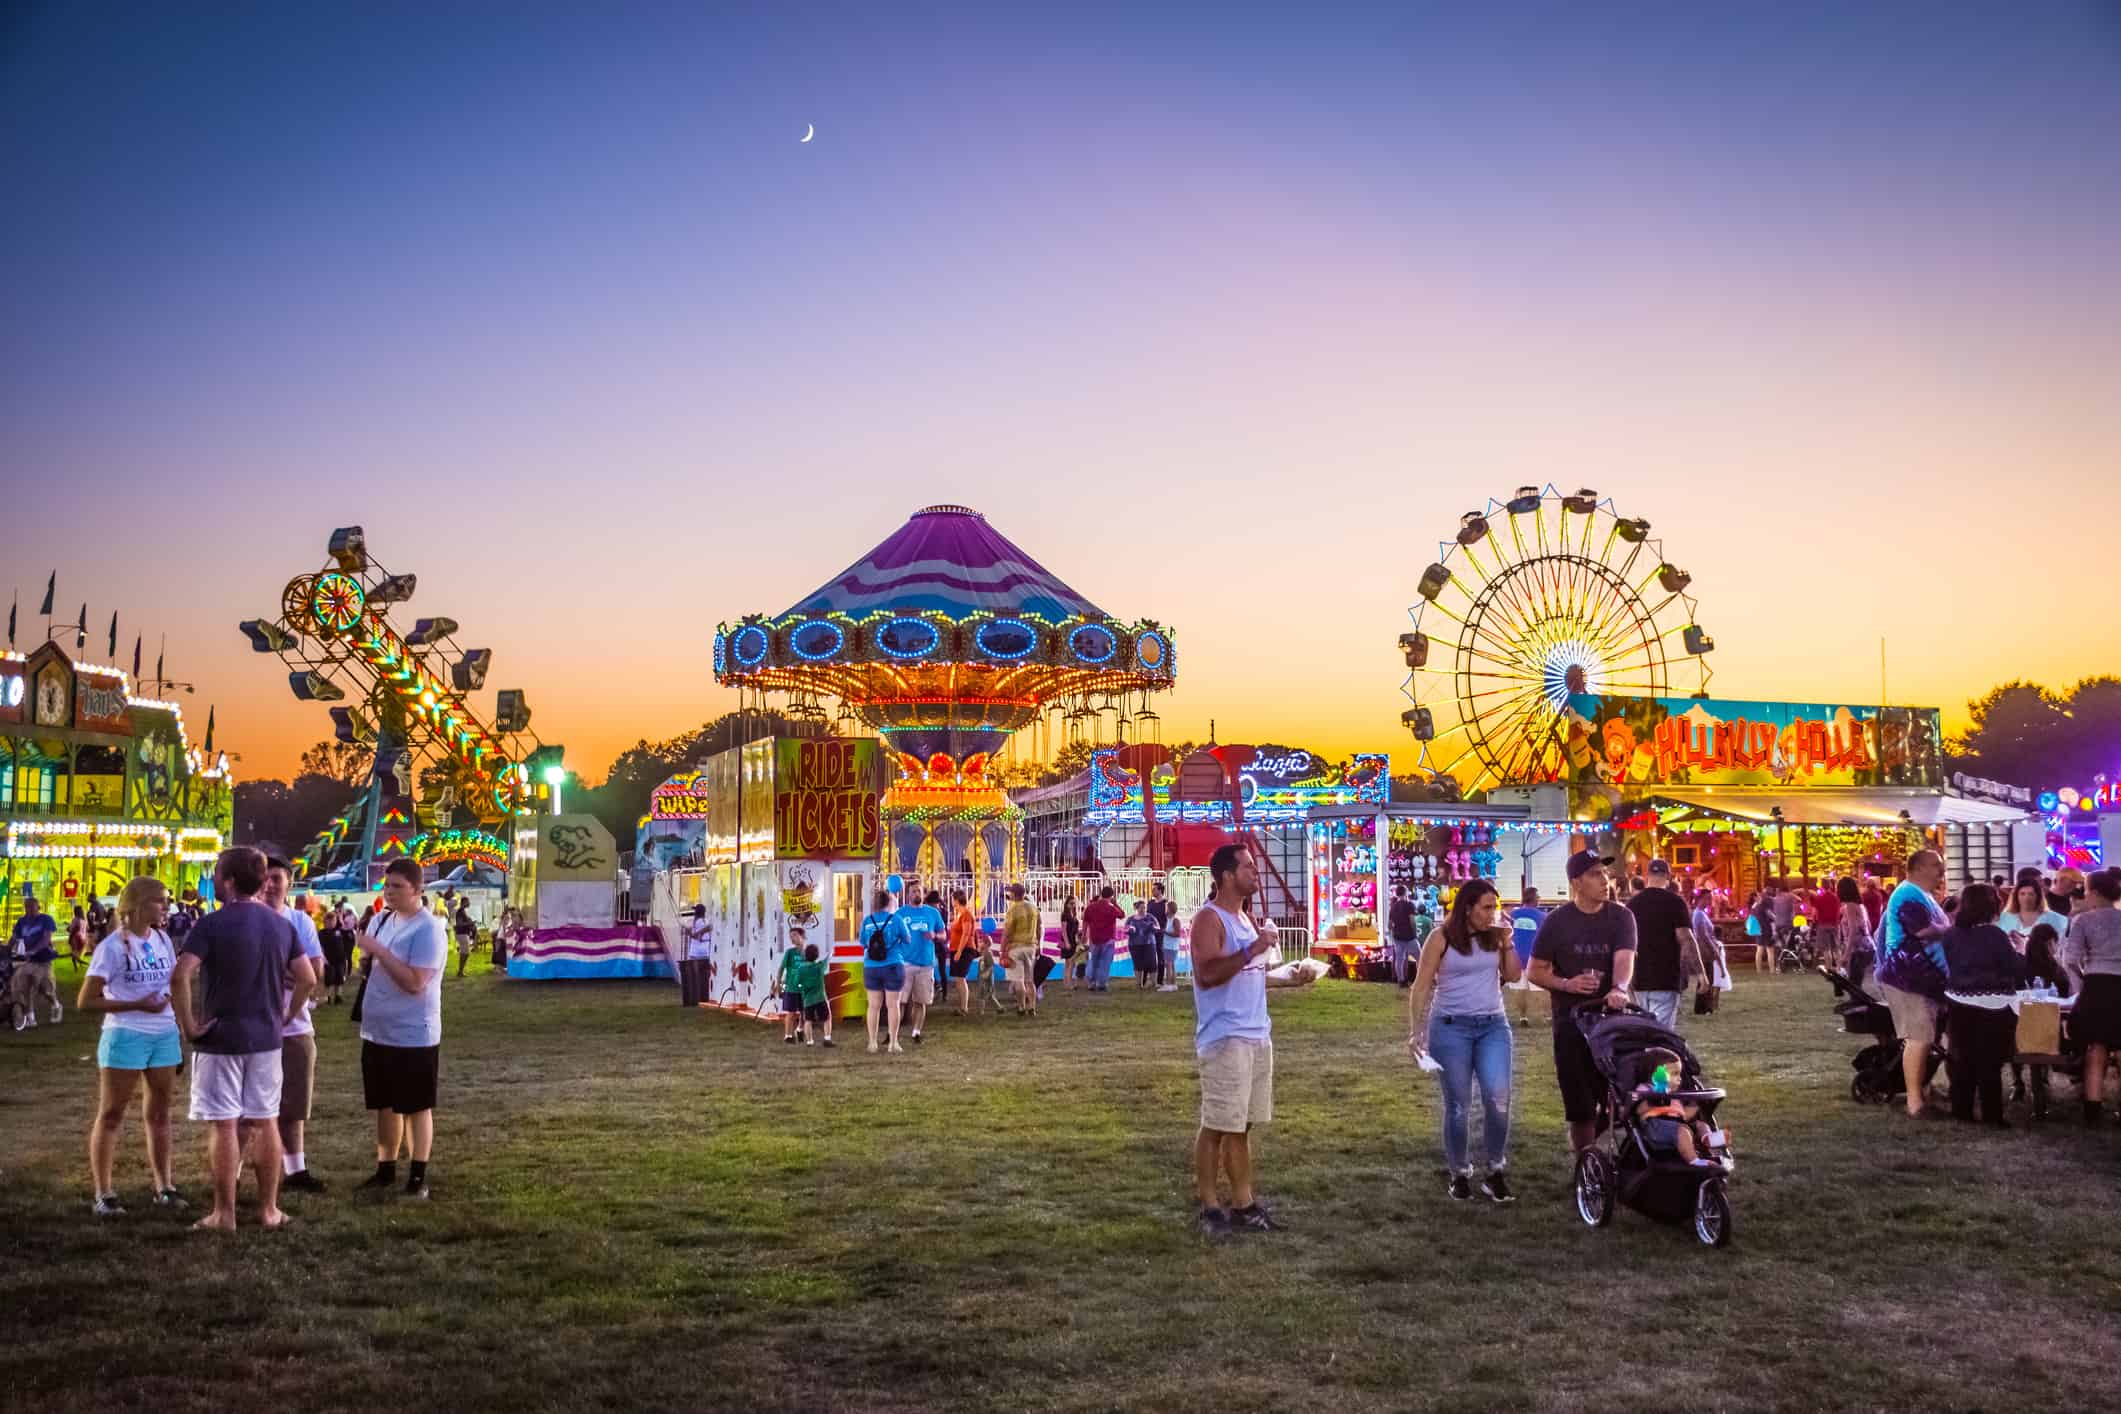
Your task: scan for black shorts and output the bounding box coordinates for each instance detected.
[1551,1021,1602,1123]
[950,949,977,979]
[781,990,804,1015]
[362,1041,440,1115]
[804,1001,831,1023]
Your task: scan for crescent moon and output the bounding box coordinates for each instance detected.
[800,123,814,143]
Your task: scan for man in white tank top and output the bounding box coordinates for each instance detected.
[1189,843,1313,1237]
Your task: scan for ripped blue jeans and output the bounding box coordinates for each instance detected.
[1426,1011,1513,1177]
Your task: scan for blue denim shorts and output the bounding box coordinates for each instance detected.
[98,1026,183,1071]
[863,962,907,994]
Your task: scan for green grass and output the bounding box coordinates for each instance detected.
[4,962,2119,1412]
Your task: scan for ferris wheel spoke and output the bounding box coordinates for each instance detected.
[1488,697,1564,784]
[1457,540,1498,585]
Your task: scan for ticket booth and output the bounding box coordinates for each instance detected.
[660,735,887,1018]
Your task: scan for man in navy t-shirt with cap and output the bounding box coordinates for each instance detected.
[1525,849,1637,1155]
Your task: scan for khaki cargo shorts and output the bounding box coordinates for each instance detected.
[904,965,936,1006]
[1198,1037,1273,1134]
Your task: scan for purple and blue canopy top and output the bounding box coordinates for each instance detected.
[782,504,1104,624]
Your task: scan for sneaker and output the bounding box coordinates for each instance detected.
[356,1167,398,1191]
[404,1175,430,1201]
[910,1031,922,1045]
[1230,1203,1281,1233]
[153,1188,189,1209]
[91,1194,125,1218]
[867,1041,879,1054]
[12,1012,25,1032]
[1448,1175,1474,1201]
[804,1036,815,1046]
[888,1042,904,1054]
[284,1169,327,1194]
[784,1033,800,1044]
[821,1037,836,1048]
[1196,1205,1232,1238]
[49,1003,63,1023]
[1158,984,1178,992]
[1480,1171,1515,1205]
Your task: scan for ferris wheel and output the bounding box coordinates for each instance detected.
[1399,486,1714,793]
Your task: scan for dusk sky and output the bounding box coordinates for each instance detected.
[5,2,2118,784]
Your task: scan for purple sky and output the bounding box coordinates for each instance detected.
[5,3,2118,781]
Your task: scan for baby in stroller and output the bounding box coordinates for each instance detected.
[1572,1007,1738,1246]
[1631,1046,1716,1162]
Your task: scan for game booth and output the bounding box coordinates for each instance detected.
[645,734,889,1018]
[506,811,669,979]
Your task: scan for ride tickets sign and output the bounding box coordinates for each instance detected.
[772,737,882,860]
[1556,695,1942,789]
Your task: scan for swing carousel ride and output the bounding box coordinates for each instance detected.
[239,527,554,886]
[713,504,1176,883]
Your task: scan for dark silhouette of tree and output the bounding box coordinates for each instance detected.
[298,738,372,788]
[1948,676,2121,788]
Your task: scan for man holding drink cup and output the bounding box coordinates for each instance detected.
[1525,850,1638,1155]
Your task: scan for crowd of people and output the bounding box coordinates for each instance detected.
[28,826,2121,1243]
[44,847,452,1226]
[1870,851,2121,1126]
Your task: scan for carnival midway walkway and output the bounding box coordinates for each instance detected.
[2,965,2116,1412]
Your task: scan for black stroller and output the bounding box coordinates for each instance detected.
[1570,1008,1737,1248]
[1820,965,1945,1105]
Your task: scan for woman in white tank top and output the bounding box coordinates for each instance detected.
[1407,880,1522,1203]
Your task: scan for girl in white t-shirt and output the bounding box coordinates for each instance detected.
[76,876,188,1217]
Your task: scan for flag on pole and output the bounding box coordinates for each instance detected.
[38,572,54,616]
[107,611,118,658]
[74,604,86,651]
[204,706,216,753]
[132,635,142,680]
[156,648,165,684]
[6,592,14,647]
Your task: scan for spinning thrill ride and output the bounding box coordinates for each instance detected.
[1400,486,1714,793]
[714,504,1176,881]
[240,527,556,886]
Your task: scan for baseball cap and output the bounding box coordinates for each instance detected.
[1646,858,1672,878]
[1565,849,1614,882]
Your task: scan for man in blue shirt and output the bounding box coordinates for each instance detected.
[1876,850,1951,1117]
[1507,886,1545,1026]
[9,894,61,1028]
[896,891,946,1044]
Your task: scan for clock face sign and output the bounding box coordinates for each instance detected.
[34,664,70,728]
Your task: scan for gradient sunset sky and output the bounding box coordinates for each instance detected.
[5,2,2118,784]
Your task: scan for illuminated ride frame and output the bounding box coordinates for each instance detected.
[239,526,557,890]
[713,504,1176,900]
[1394,491,2031,899]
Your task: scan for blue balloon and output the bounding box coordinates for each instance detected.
[886,873,905,895]
[979,916,999,935]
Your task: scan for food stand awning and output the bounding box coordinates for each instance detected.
[1646,789,2027,827]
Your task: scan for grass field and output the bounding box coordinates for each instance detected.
[3,961,2118,1413]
